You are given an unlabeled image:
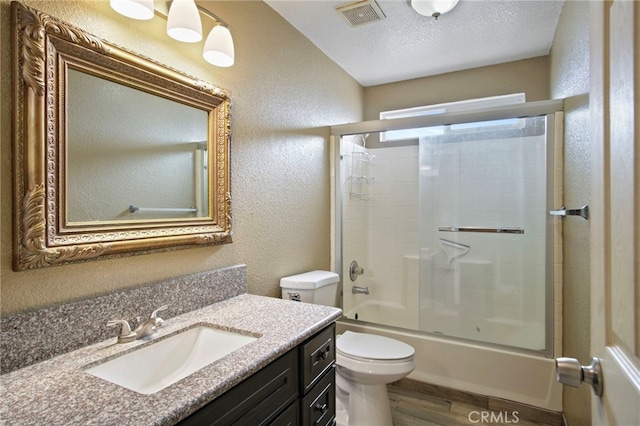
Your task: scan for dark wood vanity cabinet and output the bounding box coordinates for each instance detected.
[299,324,336,426]
[178,323,336,426]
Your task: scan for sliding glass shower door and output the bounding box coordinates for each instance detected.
[334,102,559,356]
[418,116,551,351]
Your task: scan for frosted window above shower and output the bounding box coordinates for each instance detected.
[379,93,525,143]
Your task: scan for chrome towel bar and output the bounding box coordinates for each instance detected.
[438,226,524,234]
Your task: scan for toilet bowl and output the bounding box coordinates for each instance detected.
[335,331,415,426]
[280,271,416,426]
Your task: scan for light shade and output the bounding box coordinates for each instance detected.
[167,0,202,43]
[203,25,235,67]
[411,0,460,18]
[110,0,155,20]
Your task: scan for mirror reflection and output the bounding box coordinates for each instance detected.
[66,69,209,223]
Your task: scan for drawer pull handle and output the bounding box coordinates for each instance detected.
[316,346,330,361]
[314,403,328,413]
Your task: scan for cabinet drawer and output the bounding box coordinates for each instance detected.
[301,366,335,426]
[300,323,335,394]
[178,350,298,426]
[270,400,299,426]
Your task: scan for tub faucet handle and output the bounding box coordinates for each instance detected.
[349,260,365,281]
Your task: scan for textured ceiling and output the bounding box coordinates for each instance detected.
[264,0,565,87]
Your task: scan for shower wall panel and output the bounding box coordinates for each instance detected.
[341,140,420,329]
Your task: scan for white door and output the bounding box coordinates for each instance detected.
[590,0,640,424]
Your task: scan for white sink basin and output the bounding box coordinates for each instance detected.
[86,325,258,394]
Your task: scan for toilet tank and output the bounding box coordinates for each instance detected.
[280,270,339,306]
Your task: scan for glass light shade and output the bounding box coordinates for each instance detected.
[411,0,460,17]
[203,26,235,67]
[167,0,202,43]
[110,0,155,20]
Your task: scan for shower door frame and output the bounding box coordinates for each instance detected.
[331,99,564,358]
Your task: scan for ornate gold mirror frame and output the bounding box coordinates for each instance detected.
[11,2,232,270]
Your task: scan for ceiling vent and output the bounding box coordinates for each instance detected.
[336,0,386,27]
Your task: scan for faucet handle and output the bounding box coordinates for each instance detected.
[107,319,132,333]
[149,305,168,327]
[107,319,137,343]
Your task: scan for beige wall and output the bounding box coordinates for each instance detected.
[0,0,363,315]
[362,56,550,120]
[549,1,591,424]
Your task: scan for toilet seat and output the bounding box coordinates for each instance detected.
[337,331,415,361]
[335,331,416,425]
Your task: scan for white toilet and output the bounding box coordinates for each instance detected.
[280,271,416,426]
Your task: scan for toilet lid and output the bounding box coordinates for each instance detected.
[337,331,415,360]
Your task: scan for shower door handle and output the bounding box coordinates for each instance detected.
[555,357,603,396]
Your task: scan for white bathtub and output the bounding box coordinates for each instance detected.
[344,300,418,329]
[337,312,562,412]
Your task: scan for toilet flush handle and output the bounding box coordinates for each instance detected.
[287,292,301,302]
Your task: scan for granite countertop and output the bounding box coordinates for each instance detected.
[0,294,342,425]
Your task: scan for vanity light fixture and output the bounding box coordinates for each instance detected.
[410,0,459,19]
[109,0,155,20]
[110,0,235,67]
[167,0,202,43]
[203,24,234,67]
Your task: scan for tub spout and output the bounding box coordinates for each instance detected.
[352,285,370,295]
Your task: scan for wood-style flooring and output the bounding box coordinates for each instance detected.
[389,385,556,426]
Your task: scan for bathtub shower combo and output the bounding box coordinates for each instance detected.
[331,100,564,411]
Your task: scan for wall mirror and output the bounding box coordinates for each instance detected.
[11,2,232,270]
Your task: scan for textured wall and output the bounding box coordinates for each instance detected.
[0,0,362,315]
[362,56,550,121]
[549,1,591,424]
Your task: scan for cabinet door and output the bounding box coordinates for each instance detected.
[178,350,298,426]
[269,400,299,426]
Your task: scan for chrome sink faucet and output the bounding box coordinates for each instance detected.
[107,305,168,343]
